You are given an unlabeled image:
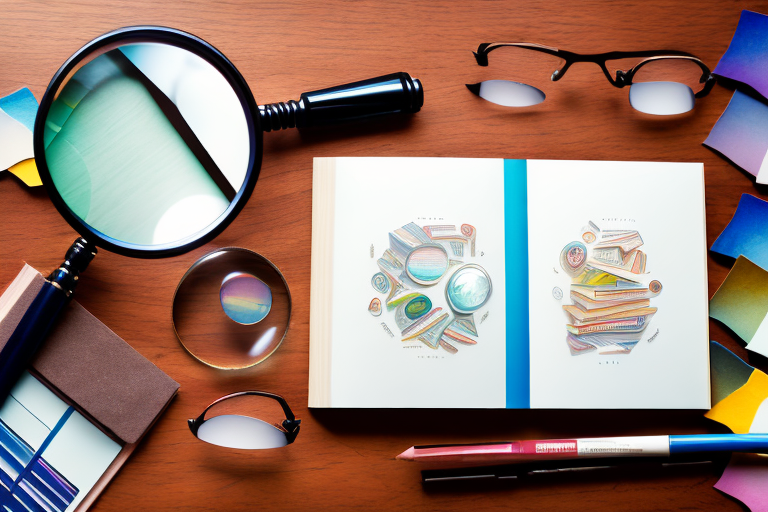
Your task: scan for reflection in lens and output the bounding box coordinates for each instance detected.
[173,248,291,369]
[220,272,272,325]
[197,415,288,449]
[468,80,546,107]
[43,42,250,247]
[629,82,695,115]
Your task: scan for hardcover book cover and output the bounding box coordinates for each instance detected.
[309,157,710,409]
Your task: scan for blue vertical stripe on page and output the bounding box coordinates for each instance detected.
[504,159,530,409]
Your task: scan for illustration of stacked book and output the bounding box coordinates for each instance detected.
[560,224,662,356]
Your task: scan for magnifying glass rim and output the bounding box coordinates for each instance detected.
[33,25,263,258]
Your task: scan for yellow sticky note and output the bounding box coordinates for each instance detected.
[706,370,768,433]
[8,158,42,187]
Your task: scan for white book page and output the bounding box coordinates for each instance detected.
[329,157,507,408]
[527,160,710,409]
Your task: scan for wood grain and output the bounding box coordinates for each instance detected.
[1,0,767,510]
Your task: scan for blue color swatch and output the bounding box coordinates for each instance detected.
[715,10,768,101]
[703,90,768,179]
[0,88,37,132]
[711,194,768,270]
[503,159,530,409]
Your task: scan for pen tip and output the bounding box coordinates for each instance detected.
[396,447,415,461]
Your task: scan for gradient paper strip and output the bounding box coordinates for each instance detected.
[707,370,768,434]
[706,341,768,434]
[0,88,41,187]
[709,256,768,352]
[0,108,33,172]
[711,194,768,268]
[0,88,37,132]
[714,10,768,101]
[703,90,768,181]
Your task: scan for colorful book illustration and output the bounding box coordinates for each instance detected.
[309,157,710,409]
[559,224,661,355]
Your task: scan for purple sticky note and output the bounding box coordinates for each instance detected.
[711,194,768,270]
[715,453,768,512]
[715,10,768,101]
[704,90,768,180]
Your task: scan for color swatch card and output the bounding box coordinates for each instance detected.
[711,194,768,268]
[707,341,768,433]
[703,91,768,183]
[706,341,768,512]
[0,87,41,186]
[715,10,768,101]
[0,372,121,512]
[710,256,768,359]
[715,454,768,512]
[310,158,710,409]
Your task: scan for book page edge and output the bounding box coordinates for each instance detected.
[308,157,336,408]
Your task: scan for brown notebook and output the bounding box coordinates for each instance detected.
[0,264,179,511]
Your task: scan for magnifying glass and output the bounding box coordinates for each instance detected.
[0,26,423,395]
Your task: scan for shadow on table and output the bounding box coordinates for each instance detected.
[310,408,723,441]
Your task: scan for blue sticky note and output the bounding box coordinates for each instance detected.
[703,90,768,180]
[715,10,768,101]
[711,194,768,269]
[0,88,38,132]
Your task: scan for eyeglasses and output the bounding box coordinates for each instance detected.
[466,42,716,115]
[188,391,300,449]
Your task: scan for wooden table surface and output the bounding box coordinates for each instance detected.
[2,1,767,510]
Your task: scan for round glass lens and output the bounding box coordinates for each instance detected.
[197,415,288,449]
[172,248,291,369]
[43,41,251,248]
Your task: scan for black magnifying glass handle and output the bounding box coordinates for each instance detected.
[259,72,423,132]
[0,238,96,400]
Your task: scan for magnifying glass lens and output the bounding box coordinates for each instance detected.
[172,248,291,369]
[43,42,250,248]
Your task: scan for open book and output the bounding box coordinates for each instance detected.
[309,157,710,409]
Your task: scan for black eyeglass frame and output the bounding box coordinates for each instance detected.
[188,391,301,446]
[473,42,716,98]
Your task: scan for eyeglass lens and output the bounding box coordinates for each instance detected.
[194,394,292,450]
[470,46,564,107]
[626,58,704,115]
